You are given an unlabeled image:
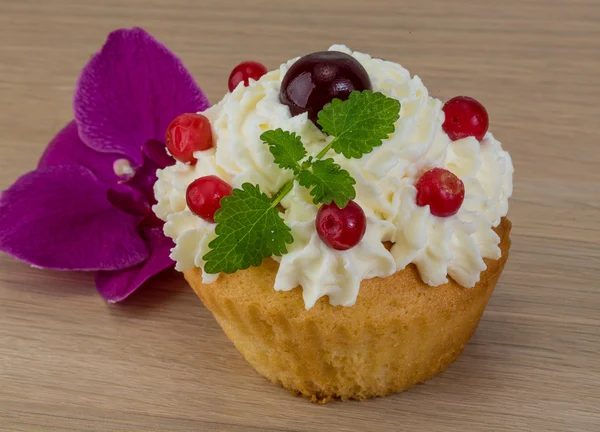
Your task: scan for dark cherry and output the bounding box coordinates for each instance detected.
[316,200,367,250]
[280,51,372,126]
[186,176,232,222]
[415,168,465,217]
[442,96,489,141]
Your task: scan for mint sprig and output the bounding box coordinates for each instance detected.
[203,183,293,274]
[297,159,356,208]
[260,129,306,174]
[317,91,401,159]
[203,90,400,274]
[260,128,356,208]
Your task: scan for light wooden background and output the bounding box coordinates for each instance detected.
[1,0,599,431]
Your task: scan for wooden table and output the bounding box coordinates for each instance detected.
[1,0,599,431]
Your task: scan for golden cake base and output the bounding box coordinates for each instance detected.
[185,218,511,403]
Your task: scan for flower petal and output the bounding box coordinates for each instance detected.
[38,121,123,186]
[74,27,210,165]
[95,227,175,302]
[144,139,176,169]
[122,140,174,205]
[0,166,148,270]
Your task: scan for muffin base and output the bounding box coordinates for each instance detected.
[185,218,511,403]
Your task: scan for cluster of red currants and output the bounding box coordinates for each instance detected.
[165,52,489,252]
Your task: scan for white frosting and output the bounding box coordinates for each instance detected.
[154,45,513,309]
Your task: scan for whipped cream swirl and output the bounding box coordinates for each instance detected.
[154,45,513,309]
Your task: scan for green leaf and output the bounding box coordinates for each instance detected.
[317,90,401,159]
[297,159,356,208]
[203,183,293,274]
[260,129,306,174]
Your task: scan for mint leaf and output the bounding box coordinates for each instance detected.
[204,90,401,275]
[297,159,356,208]
[261,129,306,174]
[317,91,401,159]
[203,183,293,274]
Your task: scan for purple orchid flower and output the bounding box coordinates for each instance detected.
[0,28,209,302]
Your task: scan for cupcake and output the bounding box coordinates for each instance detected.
[153,45,514,402]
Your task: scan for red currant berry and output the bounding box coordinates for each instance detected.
[442,96,489,141]
[280,51,372,126]
[186,176,232,222]
[228,61,268,92]
[416,168,465,217]
[165,113,213,164]
[316,201,367,250]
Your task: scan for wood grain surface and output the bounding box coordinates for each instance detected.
[1,0,599,431]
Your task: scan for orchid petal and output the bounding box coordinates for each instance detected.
[38,121,122,186]
[122,140,174,205]
[106,184,152,217]
[74,27,209,165]
[95,227,175,302]
[0,166,148,270]
[144,139,176,169]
